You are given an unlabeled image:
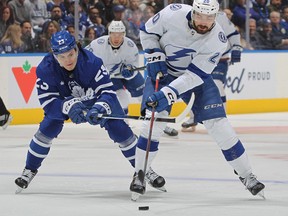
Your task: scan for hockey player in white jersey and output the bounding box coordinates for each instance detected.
[182,2,243,132]
[130,0,265,200]
[85,20,178,137]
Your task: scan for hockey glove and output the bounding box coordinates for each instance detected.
[62,97,87,124]
[146,86,179,112]
[230,45,242,64]
[86,102,112,126]
[121,64,134,78]
[144,48,168,81]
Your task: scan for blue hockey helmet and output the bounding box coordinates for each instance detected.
[50,31,76,55]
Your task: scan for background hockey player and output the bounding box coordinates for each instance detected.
[182,0,243,132]
[85,20,178,137]
[0,97,13,130]
[15,30,165,193]
[130,0,265,200]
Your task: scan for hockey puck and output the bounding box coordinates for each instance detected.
[138,206,149,211]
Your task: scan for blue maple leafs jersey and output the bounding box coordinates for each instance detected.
[35,48,117,120]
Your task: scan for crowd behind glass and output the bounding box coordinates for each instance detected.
[1,0,288,53]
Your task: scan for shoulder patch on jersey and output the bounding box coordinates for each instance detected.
[170,4,182,11]
[152,13,160,24]
[218,32,227,43]
[97,38,105,44]
[127,40,134,47]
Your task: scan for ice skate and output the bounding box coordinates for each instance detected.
[181,118,197,132]
[0,113,13,130]
[130,170,146,201]
[15,168,38,194]
[145,167,167,192]
[163,126,178,137]
[236,171,265,199]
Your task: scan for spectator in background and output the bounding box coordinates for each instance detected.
[281,5,288,30]
[269,10,288,49]
[246,18,262,49]
[112,4,126,21]
[268,0,283,13]
[82,26,96,47]
[64,0,87,39]
[42,5,68,32]
[20,20,35,52]
[84,6,106,38]
[37,20,60,52]
[235,21,254,50]
[41,5,68,34]
[114,0,129,8]
[124,0,141,21]
[46,0,66,13]
[139,0,163,14]
[257,19,283,49]
[142,5,155,22]
[29,0,49,28]
[0,24,25,53]
[0,5,15,40]
[66,24,75,37]
[0,97,13,130]
[94,0,113,26]
[253,0,270,23]
[8,0,32,25]
[79,0,93,14]
[223,8,233,20]
[232,0,260,30]
[0,0,8,8]
[126,8,144,50]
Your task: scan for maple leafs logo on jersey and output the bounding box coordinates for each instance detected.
[70,82,95,101]
[71,85,85,98]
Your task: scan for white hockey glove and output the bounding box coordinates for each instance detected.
[146,86,179,112]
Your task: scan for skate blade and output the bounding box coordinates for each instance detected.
[15,186,24,194]
[181,126,196,133]
[257,190,266,200]
[162,133,179,139]
[131,192,141,202]
[154,186,167,192]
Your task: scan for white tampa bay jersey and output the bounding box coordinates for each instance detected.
[216,11,241,58]
[140,4,228,77]
[85,35,139,78]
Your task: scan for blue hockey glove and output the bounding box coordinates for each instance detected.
[86,102,112,125]
[231,45,242,64]
[121,64,134,78]
[146,86,179,112]
[144,48,168,81]
[62,97,87,124]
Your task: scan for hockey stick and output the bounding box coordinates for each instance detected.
[113,65,146,77]
[131,65,146,72]
[141,73,161,186]
[95,94,193,123]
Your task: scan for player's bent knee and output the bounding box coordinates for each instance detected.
[203,117,238,150]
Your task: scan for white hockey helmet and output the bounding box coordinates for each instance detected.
[192,0,219,15]
[108,20,126,34]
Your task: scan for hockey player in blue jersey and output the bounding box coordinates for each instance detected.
[14,30,165,193]
[130,0,265,200]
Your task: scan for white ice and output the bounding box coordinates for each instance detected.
[0,112,287,216]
